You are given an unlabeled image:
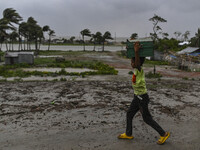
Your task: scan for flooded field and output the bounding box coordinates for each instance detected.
[0,44,126,52]
[23,68,95,73]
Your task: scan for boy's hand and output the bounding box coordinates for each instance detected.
[134,41,141,53]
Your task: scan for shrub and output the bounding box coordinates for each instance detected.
[145,71,162,78]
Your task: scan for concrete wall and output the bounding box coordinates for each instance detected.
[18,54,34,64]
[5,52,34,65]
[5,57,18,65]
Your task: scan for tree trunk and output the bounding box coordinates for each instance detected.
[93,42,96,51]
[12,41,14,51]
[83,36,85,51]
[24,37,26,51]
[48,37,51,51]
[102,41,105,52]
[5,42,8,51]
[0,42,2,51]
[18,37,20,51]
[38,39,41,51]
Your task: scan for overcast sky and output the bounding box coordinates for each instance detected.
[0,0,200,39]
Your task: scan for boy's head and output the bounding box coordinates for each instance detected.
[131,57,145,68]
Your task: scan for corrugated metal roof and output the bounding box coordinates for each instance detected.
[177,47,199,54]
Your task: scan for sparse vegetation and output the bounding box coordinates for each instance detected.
[0,59,118,78]
[145,71,162,78]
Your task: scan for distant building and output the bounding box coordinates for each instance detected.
[178,41,190,46]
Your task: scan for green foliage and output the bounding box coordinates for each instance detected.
[0,60,118,78]
[155,38,177,52]
[60,77,67,81]
[182,77,188,80]
[0,51,4,56]
[144,60,169,65]
[145,71,162,78]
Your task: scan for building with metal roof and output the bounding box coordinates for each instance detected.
[177,47,200,55]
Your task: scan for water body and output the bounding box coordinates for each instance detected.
[0,44,126,52]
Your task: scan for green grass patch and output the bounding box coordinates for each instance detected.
[0,59,118,78]
[145,71,162,78]
[144,60,169,66]
[38,50,111,56]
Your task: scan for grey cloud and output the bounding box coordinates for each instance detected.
[0,0,200,37]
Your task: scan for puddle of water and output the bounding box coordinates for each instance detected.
[37,55,63,58]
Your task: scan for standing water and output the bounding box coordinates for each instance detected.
[0,44,126,52]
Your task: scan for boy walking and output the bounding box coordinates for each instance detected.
[118,41,170,145]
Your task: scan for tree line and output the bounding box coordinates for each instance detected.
[130,14,200,52]
[148,14,200,51]
[1,8,199,53]
[0,8,114,52]
[0,8,55,53]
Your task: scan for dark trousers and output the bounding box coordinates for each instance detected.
[126,93,165,136]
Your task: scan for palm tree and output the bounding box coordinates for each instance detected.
[102,31,113,51]
[91,32,99,51]
[0,8,22,51]
[42,25,55,51]
[95,32,102,45]
[9,31,18,51]
[19,22,28,50]
[3,8,22,26]
[0,18,9,51]
[3,8,22,51]
[80,29,91,51]
[48,29,55,51]
[0,18,15,51]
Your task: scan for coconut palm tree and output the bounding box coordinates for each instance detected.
[19,22,28,50]
[102,31,113,51]
[0,18,15,51]
[0,18,9,51]
[48,29,55,51]
[3,8,22,26]
[95,32,102,44]
[91,32,99,51]
[0,8,22,51]
[80,29,91,51]
[42,25,55,51]
[42,25,49,39]
[9,31,18,51]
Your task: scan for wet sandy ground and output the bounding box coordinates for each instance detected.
[0,52,200,150]
[0,78,200,150]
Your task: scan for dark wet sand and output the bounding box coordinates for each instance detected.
[0,78,199,150]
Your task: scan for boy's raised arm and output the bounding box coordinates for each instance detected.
[134,41,141,69]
